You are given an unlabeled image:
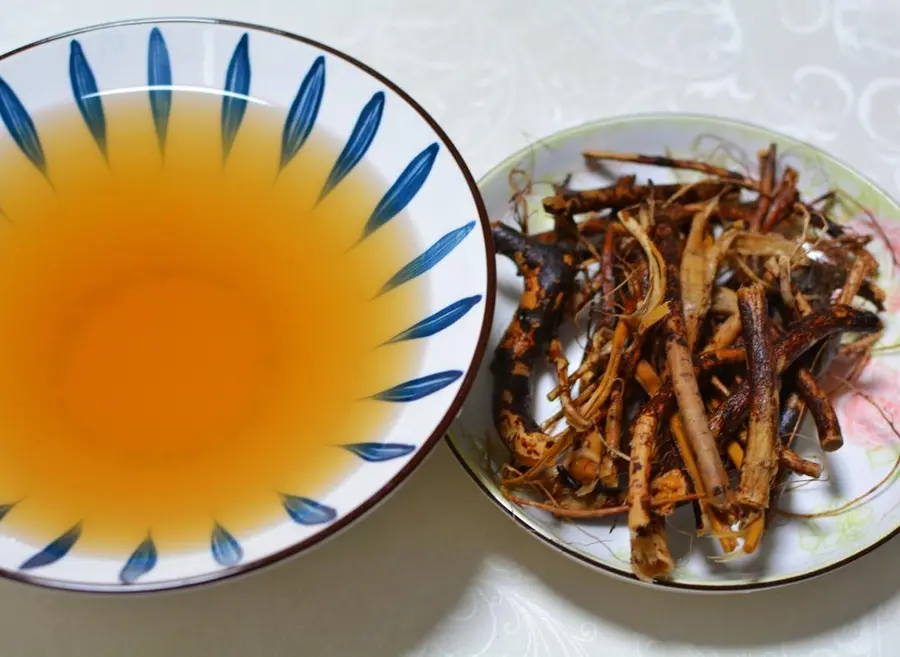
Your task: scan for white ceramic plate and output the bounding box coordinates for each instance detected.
[448,113,900,592]
[0,18,495,592]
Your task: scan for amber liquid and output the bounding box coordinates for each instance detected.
[0,93,425,553]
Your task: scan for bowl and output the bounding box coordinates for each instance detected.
[447,113,900,592]
[0,18,494,592]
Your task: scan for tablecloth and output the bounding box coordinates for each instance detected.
[0,1,897,655]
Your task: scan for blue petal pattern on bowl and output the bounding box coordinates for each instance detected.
[373,370,462,403]
[279,55,325,172]
[386,294,482,344]
[377,221,476,297]
[20,523,82,570]
[281,495,338,525]
[147,27,172,155]
[318,91,384,202]
[120,535,158,584]
[69,40,107,160]
[210,523,243,567]
[0,24,486,586]
[362,142,439,240]
[341,442,416,462]
[221,33,251,161]
[0,77,47,176]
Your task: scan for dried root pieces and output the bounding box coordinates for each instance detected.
[490,223,576,466]
[489,144,887,584]
[662,243,731,509]
[736,284,779,509]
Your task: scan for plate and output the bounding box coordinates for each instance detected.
[0,17,494,592]
[447,113,900,591]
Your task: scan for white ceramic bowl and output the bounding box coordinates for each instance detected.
[448,114,900,592]
[0,18,494,592]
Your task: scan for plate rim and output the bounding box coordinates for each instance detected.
[445,110,900,594]
[0,16,497,595]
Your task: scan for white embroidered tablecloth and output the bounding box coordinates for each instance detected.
[0,1,897,655]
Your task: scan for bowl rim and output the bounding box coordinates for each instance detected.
[0,16,497,595]
[445,110,900,594]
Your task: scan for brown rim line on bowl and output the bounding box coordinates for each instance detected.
[447,112,900,593]
[0,17,496,594]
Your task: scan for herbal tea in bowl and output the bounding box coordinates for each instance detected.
[0,18,493,592]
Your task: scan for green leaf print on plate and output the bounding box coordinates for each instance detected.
[798,504,875,555]
[867,446,900,471]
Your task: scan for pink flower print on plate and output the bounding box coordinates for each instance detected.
[834,360,900,448]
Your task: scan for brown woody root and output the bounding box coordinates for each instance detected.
[761,167,799,232]
[729,440,823,479]
[736,284,779,509]
[542,180,727,217]
[632,517,675,583]
[636,361,738,552]
[549,339,592,432]
[796,369,843,452]
[599,382,624,488]
[582,150,750,183]
[709,306,882,440]
[749,145,776,232]
[530,202,754,244]
[627,391,659,532]
[660,230,730,508]
[490,223,576,465]
[505,491,702,519]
